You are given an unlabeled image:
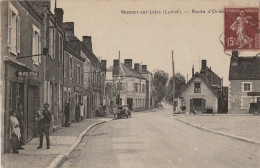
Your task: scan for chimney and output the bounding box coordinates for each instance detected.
[231,50,239,66]
[63,22,74,35]
[134,63,140,72]
[201,60,207,69]
[42,1,51,9]
[192,65,194,77]
[142,65,147,72]
[113,60,119,76]
[124,59,132,68]
[82,36,93,52]
[101,60,107,72]
[54,8,64,26]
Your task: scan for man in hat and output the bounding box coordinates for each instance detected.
[37,103,52,149]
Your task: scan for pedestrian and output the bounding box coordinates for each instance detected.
[37,103,52,149]
[16,103,25,150]
[9,110,21,153]
[80,103,84,122]
[75,102,80,123]
[64,103,70,127]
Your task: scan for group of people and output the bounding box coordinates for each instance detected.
[10,103,52,153]
[10,101,86,154]
[64,102,84,127]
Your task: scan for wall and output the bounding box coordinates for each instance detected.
[180,76,218,113]
[229,80,260,114]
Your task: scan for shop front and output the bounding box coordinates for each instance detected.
[3,59,41,152]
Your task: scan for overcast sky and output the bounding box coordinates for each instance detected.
[51,0,259,86]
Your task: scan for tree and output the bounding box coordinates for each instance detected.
[166,72,186,103]
[152,70,169,103]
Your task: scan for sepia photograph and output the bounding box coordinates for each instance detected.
[0,0,260,167]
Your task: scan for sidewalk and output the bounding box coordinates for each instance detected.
[2,118,112,168]
[173,115,260,145]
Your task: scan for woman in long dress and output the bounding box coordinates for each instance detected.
[9,110,21,153]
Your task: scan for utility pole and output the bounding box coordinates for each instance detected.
[172,50,175,114]
[118,51,121,107]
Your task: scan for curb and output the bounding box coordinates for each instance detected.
[174,117,260,146]
[46,119,112,168]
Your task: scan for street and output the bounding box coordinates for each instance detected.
[60,105,260,168]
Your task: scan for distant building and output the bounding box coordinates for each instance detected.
[175,60,226,113]
[176,72,219,113]
[106,59,147,111]
[229,51,260,114]
[139,64,156,109]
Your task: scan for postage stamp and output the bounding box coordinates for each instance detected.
[224,8,259,50]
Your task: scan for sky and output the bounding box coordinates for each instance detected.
[51,0,259,86]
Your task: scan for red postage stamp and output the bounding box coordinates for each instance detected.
[224,8,259,50]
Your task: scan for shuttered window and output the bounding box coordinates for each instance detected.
[8,2,20,55]
[32,25,41,65]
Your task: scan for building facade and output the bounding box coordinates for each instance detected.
[176,72,219,113]
[1,0,47,153]
[229,51,260,114]
[63,40,85,122]
[106,59,147,111]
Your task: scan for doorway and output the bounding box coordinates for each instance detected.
[127,98,133,110]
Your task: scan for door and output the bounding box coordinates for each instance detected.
[194,98,202,112]
[127,98,133,110]
[27,86,36,140]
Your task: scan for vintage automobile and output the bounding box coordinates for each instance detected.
[116,105,131,119]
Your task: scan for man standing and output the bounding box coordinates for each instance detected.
[37,103,52,149]
[64,103,70,127]
[16,103,25,150]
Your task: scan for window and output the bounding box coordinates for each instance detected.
[134,83,138,92]
[117,82,122,91]
[8,2,20,55]
[242,82,252,92]
[69,57,73,78]
[77,65,81,84]
[32,25,41,65]
[194,83,201,93]
[257,97,260,103]
[58,35,63,64]
[48,21,55,59]
[142,84,145,92]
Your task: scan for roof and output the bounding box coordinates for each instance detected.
[65,35,101,68]
[177,72,219,98]
[121,63,146,80]
[229,56,260,80]
[64,41,85,62]
[110,63,146,80]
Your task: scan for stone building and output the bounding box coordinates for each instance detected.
[229,51,260,114]
[106,59,147,111]
[1,0,47,153]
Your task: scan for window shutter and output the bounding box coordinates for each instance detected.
[202,99,206,112]
[72,59,74,78]
[32,31,36,64]
[38,34,41,64]
[190,99,194,112]
[8,8,12,47]
[16,16,20,54]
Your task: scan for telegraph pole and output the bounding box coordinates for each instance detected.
[118,51,121,107]
[172,50,175,114]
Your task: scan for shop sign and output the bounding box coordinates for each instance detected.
[74,86,84,93]
[18,71,39,77]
